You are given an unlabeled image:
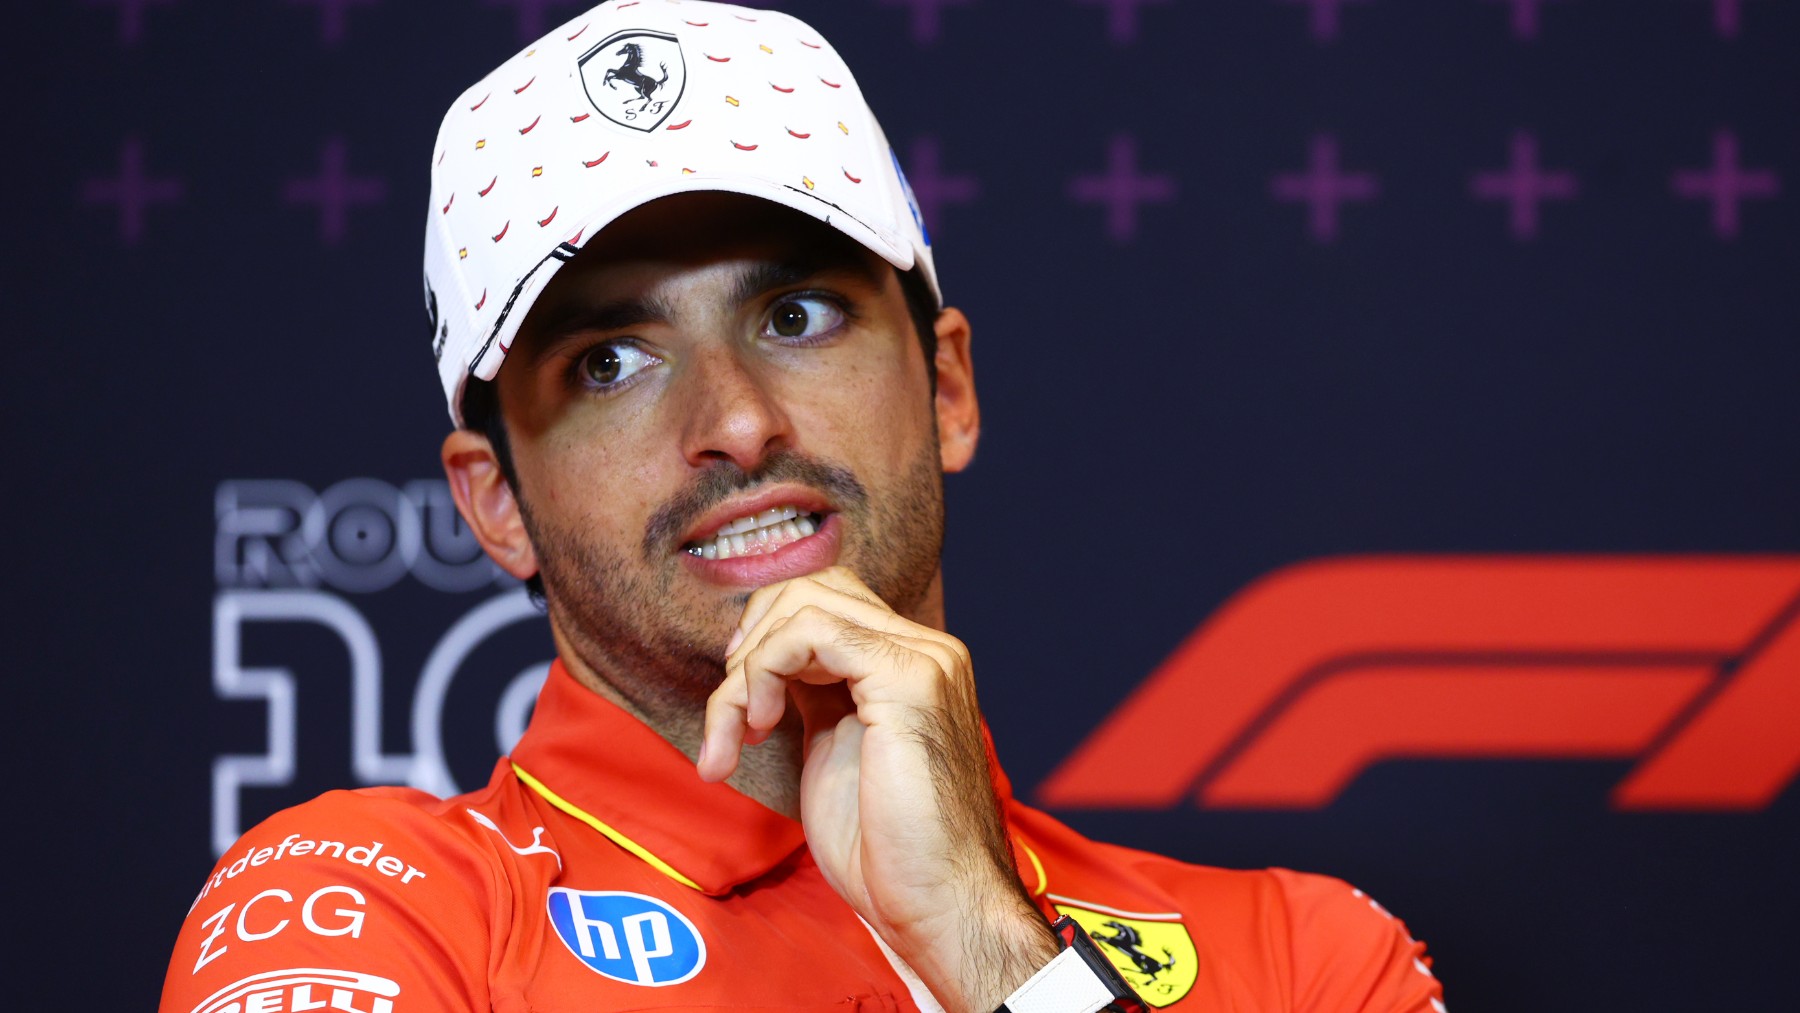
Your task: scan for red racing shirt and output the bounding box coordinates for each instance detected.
[160,660,1446,1012]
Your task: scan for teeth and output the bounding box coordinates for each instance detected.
[699,510,823,560]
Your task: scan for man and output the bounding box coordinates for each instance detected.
[161,3,1446,1010]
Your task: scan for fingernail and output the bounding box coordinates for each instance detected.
[724,628,744,658]
[696,739,709,771]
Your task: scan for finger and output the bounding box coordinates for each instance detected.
[707,613,803,777]
[729,576,858,668]
[795,565,883,606]
[724,566,892,661]
[742,606,945,713]
[698,665,753,783]
[887,633,969,685]
[728,575,918,677]
[739,616,797,734]
[727,576,817,658]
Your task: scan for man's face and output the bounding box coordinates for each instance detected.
[485,193,969,706]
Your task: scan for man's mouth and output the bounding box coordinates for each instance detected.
[682,505,827,561]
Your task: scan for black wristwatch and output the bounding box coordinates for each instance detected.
[994,915,1150,1013]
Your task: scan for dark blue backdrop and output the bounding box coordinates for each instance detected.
[19,1,1798,1009]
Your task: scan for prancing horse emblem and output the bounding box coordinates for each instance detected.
[1052,901,1199,1004]
[604,43,669,110]
[1093,920,1177,983]
[578,30,688,132]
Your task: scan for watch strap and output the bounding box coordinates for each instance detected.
[996,916,1151,1013]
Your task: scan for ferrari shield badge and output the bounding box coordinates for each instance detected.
[1052,900,1199,1006]
[578,30,688,132]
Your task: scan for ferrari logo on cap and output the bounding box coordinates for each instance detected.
[1052,899,1199,1006]
[579,30,688,132]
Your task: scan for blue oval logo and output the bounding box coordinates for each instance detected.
[546,889,706,986]
[891,145,932,248]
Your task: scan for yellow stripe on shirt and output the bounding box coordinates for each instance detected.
[511,761,703,892]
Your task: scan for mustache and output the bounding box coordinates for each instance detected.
[641,450,868,560]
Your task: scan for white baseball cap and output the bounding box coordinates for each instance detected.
[423,0,940,425]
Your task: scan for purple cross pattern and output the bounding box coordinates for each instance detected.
[83,0,176,47]
[1671,129,1779,240]
[1705,0,1759,39]
[1276,0,1374,43]
[284,138,389,246]
[484,0,581,42]
[903,137,980,237]
[1074,0,1171,45]
[288,0,379,46]
[1470,132,1578,239]
[1067,135,1177,244]
[1483,0,1566,41]
[879,0,974,45]
[1271,134,1379,243]
[82,137,184,245]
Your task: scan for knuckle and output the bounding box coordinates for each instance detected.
[776,581,814,611]
[944,635,972,669]
[909,645,952,679]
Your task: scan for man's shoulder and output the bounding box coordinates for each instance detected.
[1008,798,1290,915]
[1009,799,1417,928]
[1007,801,1445,1010]
[188,762,536,913]
[160,774,531,1013]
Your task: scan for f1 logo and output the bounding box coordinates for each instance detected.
[1039,557,1800,810]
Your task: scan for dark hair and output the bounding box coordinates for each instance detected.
[459,265,942,603]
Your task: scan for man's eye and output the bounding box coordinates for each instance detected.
[765,296,844,340]
[579,342,658,388]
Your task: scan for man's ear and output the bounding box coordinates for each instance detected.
[441,429,539,582]
[932,306,980,473]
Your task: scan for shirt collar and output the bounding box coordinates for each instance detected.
[509,659,807,896]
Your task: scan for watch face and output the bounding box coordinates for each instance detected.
[1054,902,1199,1007]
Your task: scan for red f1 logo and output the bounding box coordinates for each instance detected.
[1038,557,1800,811]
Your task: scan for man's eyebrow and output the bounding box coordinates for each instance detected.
[728,254,885,307]
[522,253,884,365]
[523,295,677,365]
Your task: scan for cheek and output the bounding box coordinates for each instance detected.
[793,344,934,457]
[525,410,663,541]
[863,359,936,465]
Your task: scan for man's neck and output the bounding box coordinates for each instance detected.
[553,643,807,818]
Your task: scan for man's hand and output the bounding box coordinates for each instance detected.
[699,566,1058,1012]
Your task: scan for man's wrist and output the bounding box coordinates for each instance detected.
[892,889,1059,1013]
[994,916,1150,1013]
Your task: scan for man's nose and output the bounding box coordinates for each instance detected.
[674,345,794,472]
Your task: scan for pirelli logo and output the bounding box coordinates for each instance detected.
[1040,556,1800,811]
[188,968,399,1013]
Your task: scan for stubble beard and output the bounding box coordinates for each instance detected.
[519,440,946,724]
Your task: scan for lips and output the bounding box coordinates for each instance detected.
[678,510,843,588]
[683,505,825,561]
[675,484,838,559]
